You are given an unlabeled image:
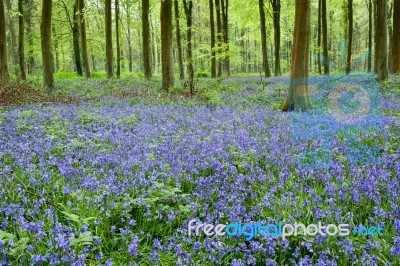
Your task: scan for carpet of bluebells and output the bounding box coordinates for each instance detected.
[0,74,400,265]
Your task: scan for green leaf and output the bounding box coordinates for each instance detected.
[0,230,15,241]
[70,231,94,247]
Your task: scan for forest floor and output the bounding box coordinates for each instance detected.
[0,74,400,265]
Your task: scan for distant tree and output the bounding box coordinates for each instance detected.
[105,0,113,78]
[258,0,271,78]
[393,0,400,74]
[142,0,152,79]
[174,0,184,79]
[18,0,26,80]
[161,0,174,91]
[78,0,91,78]
[345,0,353,75]
[183,0,194,90]
[321,0,329,74]
[282,0,311,111]
[116,0,121,78]
[271,0,281,76]
[41,0,54,91]
[0,0,9,84]
[376,0,388,81]
[209,0,216,78]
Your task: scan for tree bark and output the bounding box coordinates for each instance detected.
[5,0,18,75]
[345,0,353,75]
[282,0,311,112]
[388,3,393,73]
[70,0,83,76]
[317,0,322,74]
[183,0,194,89]
[209,0,216,78]
[78,0,91,78]
[116,0,121,78]
[221,0,229,76]
[215,0,222,77]
[376,0,388,81]
[259,0,271,77]
[394,0,400,73]
[142,0,152,79]
[26,0,35,74]
[321,0,329,74]
[0,0,9,84]
[161,0,174,91]
[368,0,372,72]
[41,0,54,91]
[174,0,184,79]
[271,0,281,76]
[18,0,26,80]
[105,0,113,78]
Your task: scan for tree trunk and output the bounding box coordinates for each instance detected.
[388,3,393,73]
[183,0,194,91]
[271,0,281,76]
[317,0,322,74]
[282,0,311,112]
[215,0,222,77]
[125,2,133,73]
[5,0,18,75]
[18,0,26,80]
[116,0,121,78]
[368,0,372,72]
[259,0,271,77]
[321,0,329,74]
[345,0,352,75]
[41,0,54,91]
[161,0,174,91]
[72,0,83,76]
[78,0,91,78]
[376,0,388,81]
[393,0,400,74]
[26,0,35,74]
[174,0,184,79]
[142,0,152,79]
[105,0,113,78]
[221,0,229,76]
[209,0,216,78]
[0,0,9,84]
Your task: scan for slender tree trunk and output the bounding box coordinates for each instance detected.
[393,0,400,74]
[215,0,222,77]
[321,0,329,74]
[5,0,18,75]
[221,0,229,76]
[125,2,133,73]
[368,0,372,72]
[41,0,54,91]
[183,0,194,90]
[388,2,393,73]
[259,0,271,77]
[0,0,9,84]
[52,24,59,72]
[271,0,281,76]
[209,0,216,78]
[115,0,121,77]
[26,0,35,74]
[174,0,184,79]
[142,0,152,79]
[161,0,174,91]
[282,0,311,112]
[18,0,26,80]
[105,0,113,78]
[317,0,322,74]
[71,0,83,76]
[376,0,388,81]
[78,0,91,78]
[374,0,378,73]
[345,0,353,75]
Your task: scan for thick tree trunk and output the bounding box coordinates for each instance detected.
[0,0,9,84]
[183,0,194,90]
[116,0,121,78]
[18,0,26,80]
[78,0,91,78]
[174,0,184,79]
[259,0,271,77]
[105,0,113,78]
[161,0,174,91]
[282,0,311,112]
[376,0,388,81]
[271,0,281,76]
[394,0,400,74]
[368,0,372,72]
[41,0,54,91]
[142,0,152,79]
[209,0,216,78]
[345,0,353,75]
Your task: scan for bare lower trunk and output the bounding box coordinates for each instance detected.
[345,0,353,75]
[18,0,26,80]
[116,0,121,78]
[78,0,91,78]
[105,0,113,78]
[393,0,400,74]
[41,0,54,91]
[259,0,271,77]
[209,0,216,78]
[376,0,388,81]
[161,0,174,91]
[142,0,152,79]
[0,0,9,84]
[174,0,184,79]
